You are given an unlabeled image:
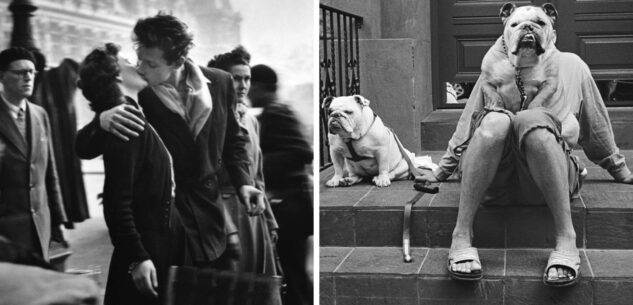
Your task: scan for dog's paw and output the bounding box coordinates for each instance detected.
[373,174,392,187]
[326,176,346,187]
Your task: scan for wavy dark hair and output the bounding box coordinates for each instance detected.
[133,12,194,64]
[78,43,123,113]
[207,45,251,71]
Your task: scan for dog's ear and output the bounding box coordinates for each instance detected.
[499,2,516,24]
[322,96,334,110]
[353,95,370,107]
[541,3,558,23]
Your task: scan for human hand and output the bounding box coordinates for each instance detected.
[130,260,158,298]
[414,169,440,183]
[99,104,145,141]
[239,185,266,216]
[270,229,279,244]
[225,233,242,271]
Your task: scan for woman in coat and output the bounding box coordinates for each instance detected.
[208,47,281,288]
[78,43,175,305]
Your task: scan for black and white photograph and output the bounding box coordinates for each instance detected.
[319,0,633,304]
[0,0,313,304]
[2,0,633,304]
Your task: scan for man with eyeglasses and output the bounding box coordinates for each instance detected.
[0,47,68,262]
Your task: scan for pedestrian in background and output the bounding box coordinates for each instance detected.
[249,64,314,305]
[0,47,68,262]
[208,47,282,295]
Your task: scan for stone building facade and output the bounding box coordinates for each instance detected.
[0,0,242,67]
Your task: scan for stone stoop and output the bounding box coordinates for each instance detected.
[320,247,633,305]
[319,150,633,305]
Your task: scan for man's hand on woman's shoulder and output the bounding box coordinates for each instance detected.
[99,104,145,141]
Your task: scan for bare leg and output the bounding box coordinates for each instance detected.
[522,128,577,279]
[450,112,511,273]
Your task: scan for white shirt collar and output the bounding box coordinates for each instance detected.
[0,93,27,120]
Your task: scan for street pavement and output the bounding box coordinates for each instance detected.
[65,161,111,300]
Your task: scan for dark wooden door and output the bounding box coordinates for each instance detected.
[432,0,633,108]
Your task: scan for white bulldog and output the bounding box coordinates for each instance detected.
[479,3,579,143]
[322,95,412,187]
[480,3,559,112]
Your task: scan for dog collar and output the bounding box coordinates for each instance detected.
[344,113,378,162]
[502,37,528,110]
[363,112,378,136]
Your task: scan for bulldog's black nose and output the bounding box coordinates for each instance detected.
[524,24,533,31]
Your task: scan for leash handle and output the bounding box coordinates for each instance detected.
[414,182,439,194]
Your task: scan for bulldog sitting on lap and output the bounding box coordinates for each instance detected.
[322,95,412,187]
[480,3,559,112]
[479,2,579,144]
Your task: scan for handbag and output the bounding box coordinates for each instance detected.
[164,266,284,305]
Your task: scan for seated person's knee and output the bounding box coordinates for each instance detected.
[476,112,511,142]
[522,127,558,150]
[513,108,548,128]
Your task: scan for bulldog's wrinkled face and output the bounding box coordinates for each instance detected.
[500,3,557,65]
[322,95,370,138]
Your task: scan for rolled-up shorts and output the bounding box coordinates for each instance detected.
[458,107,583,206]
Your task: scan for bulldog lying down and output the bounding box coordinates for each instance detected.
[323,95,436,187]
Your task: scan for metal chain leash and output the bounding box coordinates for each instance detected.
[502,37,528,110]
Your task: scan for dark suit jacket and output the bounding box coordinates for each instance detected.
[259,102,312,189]
[0,100,67,261]
[258,102,313,238]
[101,99,174,304]
[76,67,250,263]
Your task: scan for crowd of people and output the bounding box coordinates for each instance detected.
[0,12,313,305]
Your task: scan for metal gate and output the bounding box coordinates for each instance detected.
[319,4,363,168]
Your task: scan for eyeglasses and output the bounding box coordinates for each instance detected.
[7,69,38,77]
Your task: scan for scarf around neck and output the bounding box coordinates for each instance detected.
[151,59,213,140]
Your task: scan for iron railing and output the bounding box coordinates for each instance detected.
[319,4,363,168]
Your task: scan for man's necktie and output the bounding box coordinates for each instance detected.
[16,108,26,138]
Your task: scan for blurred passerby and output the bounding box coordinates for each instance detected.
[249,64,313,305]
[0,47,68,262]
[0,262,99,305]
[0,235,99,304]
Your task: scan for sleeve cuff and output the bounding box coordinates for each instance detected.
[230,166,252,189]
[433,167,452,182]
[598,152,631,181]
[609,166,632,182]
[116,236,151,263]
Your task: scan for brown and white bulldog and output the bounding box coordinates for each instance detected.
[322,95,412,187]
[480,2,559,113]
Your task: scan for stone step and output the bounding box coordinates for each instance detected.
[320,246,633,305]
[320,151,633,249]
